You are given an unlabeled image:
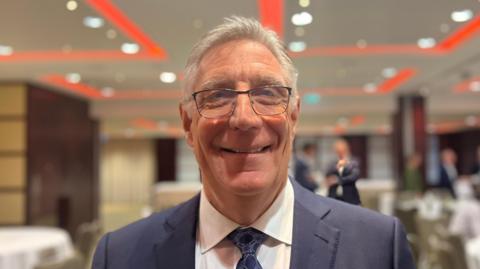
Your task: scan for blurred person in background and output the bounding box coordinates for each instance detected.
[293,143,318,192]
[325,139,361,205]
[470,145,480,177]
[438,148,458,198]
[92,16,415,269]
[404,152,423,194]
[449,184,480,241]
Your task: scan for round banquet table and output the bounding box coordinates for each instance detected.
[0,226,74,269]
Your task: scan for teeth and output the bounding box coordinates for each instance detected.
[225,146,267,153]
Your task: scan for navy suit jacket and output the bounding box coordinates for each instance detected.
[92,180,415,269]
[326,158,361,205]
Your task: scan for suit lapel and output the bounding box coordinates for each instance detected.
[153,194,199,269]
[290,180,340,269]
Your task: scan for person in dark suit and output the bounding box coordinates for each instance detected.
[92,16,415,269]
[437,148,458,198]
[325,139,361,205]
[293,143,318,192]
[470,145,480,176]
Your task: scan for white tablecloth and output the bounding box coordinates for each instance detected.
[467,237,480,269]
[0,227,74,269]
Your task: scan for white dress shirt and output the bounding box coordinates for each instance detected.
[195,180,294,269]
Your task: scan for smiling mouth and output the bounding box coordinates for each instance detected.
[221,145,271,154]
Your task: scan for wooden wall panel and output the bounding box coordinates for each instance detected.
[0,156,26,188]
[0,193,25,223]
[0,122,25,152]
[0,84,25,116]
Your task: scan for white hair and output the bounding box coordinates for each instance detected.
[181,16,298,115]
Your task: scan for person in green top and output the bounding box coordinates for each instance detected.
[404,153,423,193]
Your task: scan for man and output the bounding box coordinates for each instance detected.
[438,148,458,198]
[92,17,415,269]
[293,143,318,192]
[325,139,361,205]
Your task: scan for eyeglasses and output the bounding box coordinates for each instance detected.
[192,86,292,119]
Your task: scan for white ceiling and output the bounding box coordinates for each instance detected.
[0,0,479,137]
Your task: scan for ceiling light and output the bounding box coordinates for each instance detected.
[451,9,473,22]
[65,73,81,84]
[106,29,117,39]
[0,45,13,56]
[417,38,436,49]
[356,39,367,49]
[294,27,305,37]
[363,83,377,93]
[83,16,104,29]
[66,0,78,11]
[299,0,310,8]
[159,72,176,83]
[381,67,397,78]
[291,12,313,26]
[101,87,115,97]
[121,43,140,54]
[288,41,306,52]
[302,93,321,105]
[465,115,477,126]
[470,81,480,92]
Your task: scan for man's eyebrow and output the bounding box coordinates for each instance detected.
[250,76,284,87]
[199,77,234,90]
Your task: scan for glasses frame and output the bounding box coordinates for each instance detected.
[192,86,292,119]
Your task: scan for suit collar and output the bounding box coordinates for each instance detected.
[289,179,340,269]
[151,180,341,269]
[153,194,200,269]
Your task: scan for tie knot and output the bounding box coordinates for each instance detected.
[227,228,266,255]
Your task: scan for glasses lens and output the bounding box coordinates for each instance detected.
[195,89,236,118]
[250,87,290,115]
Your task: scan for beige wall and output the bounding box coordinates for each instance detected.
[0,84,26,224]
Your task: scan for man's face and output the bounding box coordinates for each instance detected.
[180,40,299,197]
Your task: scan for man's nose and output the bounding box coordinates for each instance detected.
[229,94,262,131]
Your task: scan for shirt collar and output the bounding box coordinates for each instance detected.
[198,179,294,254]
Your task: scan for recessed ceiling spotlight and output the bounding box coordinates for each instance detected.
[66,0,78,11]
[121,43,140,54]
[101,87,115,97]
[417,37,436,49]
[470,81,480,92]
[291,12,313,26]
[288,41,307,52]
[381,67,397,78]
[159,72,177,83]
[65,73,81,84]
[294,27,305,37]
[106,29,117,39]
[299,0,310,8]
[465,115,477,126]
[363,83,377,93]
[356,39,367,49]
[83,16,104,29]
[451,9,473,23]
[0,45,13,56]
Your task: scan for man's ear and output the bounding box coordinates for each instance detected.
[290,98,301,139]
[179,104,194,148]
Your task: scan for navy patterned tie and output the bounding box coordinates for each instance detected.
[227,227,267,269]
